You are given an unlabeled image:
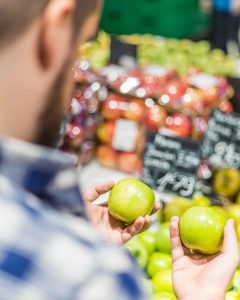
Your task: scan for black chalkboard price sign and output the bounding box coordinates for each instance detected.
[110,35,137,66]
[141,132,201,198]
[202,109,240,169]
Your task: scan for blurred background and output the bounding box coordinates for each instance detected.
[61,2,240,297]
[61,0,240,205]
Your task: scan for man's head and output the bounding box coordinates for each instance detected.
[0,0,101,147]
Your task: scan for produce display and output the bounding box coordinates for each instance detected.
[80,32,238,77]
[74,27,240,300]
[124,195,240,299]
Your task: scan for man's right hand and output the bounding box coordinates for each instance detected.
[170,217,240,300]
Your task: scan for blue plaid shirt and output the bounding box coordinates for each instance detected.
[0,138,147,300]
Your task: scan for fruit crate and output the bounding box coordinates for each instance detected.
[100,0,210,39]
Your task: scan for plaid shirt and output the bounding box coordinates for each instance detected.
[0,138,147,300]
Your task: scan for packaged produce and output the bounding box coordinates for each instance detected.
[97,93,145,173]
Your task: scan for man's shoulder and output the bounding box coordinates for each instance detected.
[0,175,146,300]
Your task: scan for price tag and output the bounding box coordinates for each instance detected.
[110,35,137,67]
[202,109,240,169]
[112,119,138,152]
[141,132,201,198]
[188,73,218,89]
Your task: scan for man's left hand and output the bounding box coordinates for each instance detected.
[83,181,160,245]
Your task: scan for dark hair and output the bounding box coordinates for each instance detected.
[0,0,99,48]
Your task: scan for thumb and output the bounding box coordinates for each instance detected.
[222,219,239,267]
[83,181,115,203]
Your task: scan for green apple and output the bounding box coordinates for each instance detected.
[163,197,192,221]
[147,252,172,278]
[155,222,171,254]
[227,204,240,223]
[192,194,211,207]
[180,206,227,254]
[151,292,176,300]
[137,230,156,255]
[236,192,240,205]
[214,169,240,198]
[152,269,174,293]
[158,210,164,223]
[233,269,240,290]
[108,178,155,223]
[225,291,240,300]
[124,239,148,269]
[212,206,229,220]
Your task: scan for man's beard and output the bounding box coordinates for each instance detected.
[35,63,71,148]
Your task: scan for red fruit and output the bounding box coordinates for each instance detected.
[118,152,139,173]
[124,99,145,122]
[192,116,209,140]
[166,113,192,138]
[97,146,117,168]
[218,100,233,113]
[101,94,127,120]
[97,122,115,144]
[159,80,188,107]
[202,87,219,105]
[181,88,207,114]
[145,105,167,132]
[65,123,85,148]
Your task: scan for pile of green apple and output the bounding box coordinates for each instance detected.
[124,195,240,300]
[79,32,237,77]
[137,39,236,77]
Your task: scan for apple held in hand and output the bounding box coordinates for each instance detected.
[180,206,227,254]
[108,179,155,223]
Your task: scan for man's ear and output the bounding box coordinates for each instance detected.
[37,0,76,71]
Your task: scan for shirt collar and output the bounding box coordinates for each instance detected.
[0,138,86,216]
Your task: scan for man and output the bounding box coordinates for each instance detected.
[0,0,238,299]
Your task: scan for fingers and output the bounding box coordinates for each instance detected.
[83,181,115,203]
[151,201,161,215]
[222,219,240,266]
[170,216,185,262]
[140,215,152,233]
[122,217,146,244]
